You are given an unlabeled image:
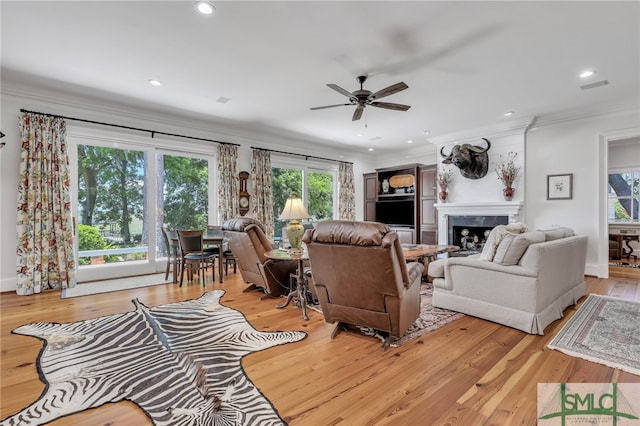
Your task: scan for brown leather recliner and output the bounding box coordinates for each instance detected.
[302,220,424,349]
[222,218,297,297]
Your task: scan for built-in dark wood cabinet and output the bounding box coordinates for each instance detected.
[363,172,377,222]
[362,163,435,244]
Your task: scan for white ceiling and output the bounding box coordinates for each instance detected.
[2,1,639,154]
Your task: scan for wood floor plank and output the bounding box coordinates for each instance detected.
[1,273,638,425]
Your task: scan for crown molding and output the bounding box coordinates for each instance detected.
[2,80,369,163]
[528,102,640,131]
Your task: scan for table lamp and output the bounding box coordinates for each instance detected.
[279,194,310,252]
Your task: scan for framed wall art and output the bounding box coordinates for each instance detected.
[547,173,573,200]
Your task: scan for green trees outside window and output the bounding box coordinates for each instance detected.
[271,166,334,240]
[77,145,209,264]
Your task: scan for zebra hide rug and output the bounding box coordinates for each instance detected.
[1,290,307,426]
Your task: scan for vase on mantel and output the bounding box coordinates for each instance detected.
[439,190,448,202]
[503,187,514,201]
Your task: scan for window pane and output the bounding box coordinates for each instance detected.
[609,198,631,222]
[77,145,146,265]
[156,154,209,256]
[608,171,639,222]
[308,170,333,221]
[272,167,302,241]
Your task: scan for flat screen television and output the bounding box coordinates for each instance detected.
[375,200,414,227]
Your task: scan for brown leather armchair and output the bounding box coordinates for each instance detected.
[302,220,424,349]
[222,218,297,297]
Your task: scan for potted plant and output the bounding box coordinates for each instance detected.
[495,152,521,201]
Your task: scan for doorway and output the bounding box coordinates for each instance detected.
[604,134,640,279]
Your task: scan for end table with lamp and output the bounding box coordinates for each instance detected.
[273,194,312,319]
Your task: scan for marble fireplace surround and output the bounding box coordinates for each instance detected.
[435,201,524,246]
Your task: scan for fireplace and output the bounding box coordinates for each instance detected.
[434,201,524,248]
[449,215,508,255]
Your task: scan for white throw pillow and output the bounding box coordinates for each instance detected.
[493,231,545,265]
[479,222,529,261]
[493,234,531,265]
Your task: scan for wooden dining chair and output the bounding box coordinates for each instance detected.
[177,229,216,287]
[161,227,181,283]
[205,225,239,277]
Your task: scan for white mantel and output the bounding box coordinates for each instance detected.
[435,201,524,245]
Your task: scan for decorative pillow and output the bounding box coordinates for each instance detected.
[493,231,545,265]
[541,227,574,241]
[479,222,529,261]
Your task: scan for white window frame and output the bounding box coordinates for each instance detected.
[271,155,338,220]
[608,167,640,225]
[68,125,217,282]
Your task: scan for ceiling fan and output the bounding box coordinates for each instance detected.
[310,75,410,121]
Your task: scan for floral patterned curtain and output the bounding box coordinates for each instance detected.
[16,113,77,295]
[250,149,274,240]
[338,162,356,220]
[217,144,239,222]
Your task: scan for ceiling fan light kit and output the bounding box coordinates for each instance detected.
[311,75,411,121]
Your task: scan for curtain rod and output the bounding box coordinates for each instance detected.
[20,109,240,146]
[251,146,352,165]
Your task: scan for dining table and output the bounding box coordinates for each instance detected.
[171,229,226,284]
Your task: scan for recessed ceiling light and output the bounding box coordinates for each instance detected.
[579,69,596,78]
[148,79,162,86]
[504,111,515,117]
[424,130,431,134]
[368,148,374,152]
[356,133,364,137]
[407,140,413,144]
[195,1,216,15]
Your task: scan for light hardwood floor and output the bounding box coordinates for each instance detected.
[609,254,640,280]
[1,271,639,425]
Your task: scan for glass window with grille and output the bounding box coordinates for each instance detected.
[608,170,639,223]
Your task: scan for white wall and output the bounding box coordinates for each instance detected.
[524,111,639,277]
[0,84,374,292]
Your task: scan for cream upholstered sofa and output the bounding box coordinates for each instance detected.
[427,226,587,335]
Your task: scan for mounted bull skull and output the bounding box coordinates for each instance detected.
[440,138,491,179]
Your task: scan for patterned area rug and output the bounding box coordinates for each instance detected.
[309,283,464,347]
[1,290,306,426]
[609,262,640,269]
[547,294,640,376]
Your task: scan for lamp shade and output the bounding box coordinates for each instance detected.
[278,194,310,220]
[279,194,310,251]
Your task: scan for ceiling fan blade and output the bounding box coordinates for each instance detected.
[370,102,411,111]
[310,103,352,111]
[327,83,355,99]
[352,104,365,121]
[370,82,408,100]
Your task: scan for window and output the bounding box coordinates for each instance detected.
[608,170,639,223]
[70,127,215,281]
[77,145,147,266]
[156,153,210,256]
[271,160,336,240]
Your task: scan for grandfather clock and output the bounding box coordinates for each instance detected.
[238,171,250,216]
